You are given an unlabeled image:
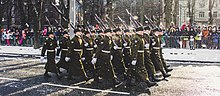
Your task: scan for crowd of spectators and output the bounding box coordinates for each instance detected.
[1,24,220,50]
[164,23,220,50]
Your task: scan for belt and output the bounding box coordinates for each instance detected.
[117,47,122,50]
[138,50,144,53]
[86,48,94,51]
[74,49,83,52]
[125,47,131,49]
[144,48,150,50]
[62,49,68,51]
[102,50,111,54]
[153,47,160,50]
[47,50,55,52]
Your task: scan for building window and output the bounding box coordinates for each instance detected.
[213,12,217,18]
[199,12,205,18]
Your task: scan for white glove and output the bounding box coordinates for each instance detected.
[40,56,44,63]
[84,43,89,47]
[56,56,59,59]
[123,43,128,47]
[152,42,156,45]
[94,44,97,48]
[113,46,118,50]
[65,57,70,62]
[131,60,137,65]
[110,55,113,60]
[81,57,85,61]
[145,44,149,48]
[91,58,97,65]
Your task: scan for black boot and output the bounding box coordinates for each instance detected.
[146,80,158,87]
[166,65,171,68]
[165,68,173,73]
[161,69,171,78]
[44,71,51,78]
[113,78,121,85]
[56,73,62,80]
[67,75,74,81]
[151,75,161,82]
[58,68,62,74]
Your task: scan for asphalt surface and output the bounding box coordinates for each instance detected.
[1,57,220,96]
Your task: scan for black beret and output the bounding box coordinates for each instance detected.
[63,31,69,35]
[84,30,90,34]
[96,29,103,33]
[113,28,121,32]
[152,28,160,32]
[74,28,81,33]
[143,26,151,30]
[135,27,144,32]
[124,29,130,33]
[91,30,96,33]
[104,29,112,33]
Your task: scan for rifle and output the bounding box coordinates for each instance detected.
[95,14,107,30]
[126,9,140,27]
[106,16,117,29]
[45,16,53,31]
[117,16,129,29]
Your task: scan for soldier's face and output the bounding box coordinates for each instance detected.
[116,31,122,35]
[137,31,143,35]
[49,34,54,38]
[86,33,90,37]
[75,31,82,36]
[106,32,112,37]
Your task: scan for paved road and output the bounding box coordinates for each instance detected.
[1,58,220,96]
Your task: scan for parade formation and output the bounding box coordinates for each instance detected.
[40,12,173,91]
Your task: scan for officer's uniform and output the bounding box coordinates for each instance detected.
[56,33,70,72]
[123,29,132,68]
[41,33,58,76]
[111,29,127,78]
[82,31,95,78]
[66,30,87,79]
[94,29,118,85]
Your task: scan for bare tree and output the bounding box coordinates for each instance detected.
[187,0,195,26]
[208,0,215,25]
[164,0,173,28]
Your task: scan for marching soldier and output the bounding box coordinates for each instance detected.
[56,31,70,73]
[65,29,88,80]
[151,28,171,79]
[123,29,132,68]
[111,28,127,79]
[127,27,157,87]
[92,29,120,85]
[143,26,161,82]
[41,32,60,79]
[82,30,95,78]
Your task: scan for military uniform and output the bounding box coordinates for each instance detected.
[150,29,171,78]
[82,33,95,78]
[66,34,87,79]
[41,36,59,77]
[123,30,132,68]
[93,29,119,85]
[111,30,127,78]
[56,36,70,72]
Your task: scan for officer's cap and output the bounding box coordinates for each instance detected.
[143,26,151,30]
[124,29,130,33]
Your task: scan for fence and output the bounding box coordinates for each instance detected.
[1,35,220,50]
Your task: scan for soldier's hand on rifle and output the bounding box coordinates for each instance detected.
[84,43,89,47]
[131,60,137,65]
[113,46,118,50]
[81,57,85,61]
[91,58,97,65]
[123,43,128,47]
[65,57,70,62]
[110,55,113,60]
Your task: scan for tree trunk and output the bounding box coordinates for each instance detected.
[164,0,173,29]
